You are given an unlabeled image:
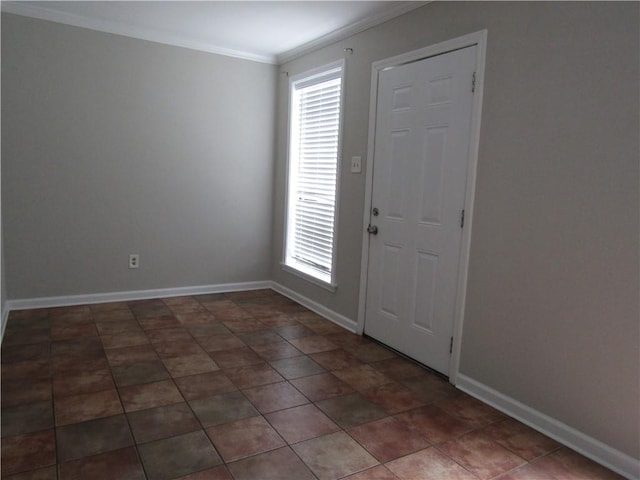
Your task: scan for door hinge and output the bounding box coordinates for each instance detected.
[460,209,465,228]
[449,336,454,354]
[471,72,476,93]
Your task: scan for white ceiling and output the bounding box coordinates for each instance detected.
[1,1,427,64]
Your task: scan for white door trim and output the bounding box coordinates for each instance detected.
[357,30,487,385]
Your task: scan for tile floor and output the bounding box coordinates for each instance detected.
[1,289,624,479]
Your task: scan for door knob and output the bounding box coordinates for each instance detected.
[367,224,378,235]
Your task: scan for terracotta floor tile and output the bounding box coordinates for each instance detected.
[51,338,103,358]
[146,327,193,344]
[351,343,397,363]
[310,349,364,371]
[170,304,209,315]
[138,430,222,480]
[386,448,476,480]
[0,295,625,480]
[104,344,160,366]
[51,323,98,341]
[333,365,393,392]
[400,373,459,403]
[2,465,57,480]
[176,313,219,326]
[208,347,263,369]
[1,429,57,476]
[272,324,316,340]
[53,368,115,398]
[2,329,51,347]
[304,319,346,336]
[54,389,123,426]
[531,448,626,479]
[153,340,207,359]
[57,447,145,480]
[131,305,173,319]
[225,363,284,389]
[361,382,426,414]
[2,378,52,407]
[265,403,340,444]
[250,341,303,361]
[187,323,231,338]
[119,379,184,412]
[51,355,109,376]
[222,318,267,333]
[127,402,200,443]
[324,332,372,350]
[342,465,400,480]
[206,416,285,462]
[95,320,142,336]
[196,334,245,352]
[292,431,378,480]
[2,360,51,381]
[269,355,326,379]
[92,309,135,322]
[348,416,431,462]
[1,400,54,438]
[111,360,170,387]
[56,414,133,462]
[175,371,237,400]
[2,343,51,364]
[288,335,339,354]
[369,357,428,380]
[436,393,507,429]
[99,331,149,349]
[243,381,309,413]
[256,314,299,328]
[163,353,220,377]
[189,390,259,427]
[482,418,561,461]
[173,465,233,479]
[227,446,315,480]
[316,392,388,428]
[496,462,558,480]
[438,430,527,480]
[394,405,474,444]
[291,372,355,401]
[237,330,284,346]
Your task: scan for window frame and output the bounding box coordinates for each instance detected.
[281,60,346,291]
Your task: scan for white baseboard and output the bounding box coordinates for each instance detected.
[5,281,273,312]
[270,281,357,333]
[456,373,640,480]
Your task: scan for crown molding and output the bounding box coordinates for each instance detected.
[276,1,431,65]
[1,1,278,64]
[2,1,430,66]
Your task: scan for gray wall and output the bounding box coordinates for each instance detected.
[2,13,278,299]
[273,2,639,459]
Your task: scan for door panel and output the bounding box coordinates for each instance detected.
[365,46,477,375]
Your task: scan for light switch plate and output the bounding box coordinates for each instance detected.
[351,156,362,173]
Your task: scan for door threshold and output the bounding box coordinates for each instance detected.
[363,333,449,382]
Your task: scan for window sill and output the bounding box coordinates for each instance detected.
[280,262,337,293]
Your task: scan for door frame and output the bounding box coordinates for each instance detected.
[356,30,488,384]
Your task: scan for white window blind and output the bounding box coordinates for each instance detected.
[284,64,343,286]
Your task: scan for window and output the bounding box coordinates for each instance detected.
[283,61,344,288]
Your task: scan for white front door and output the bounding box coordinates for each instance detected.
[364,45,477,375]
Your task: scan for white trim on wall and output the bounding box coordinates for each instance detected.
[270,281,357,333]
[457,374,640,480]
[5,281,272,312]
[357,30,488,384]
